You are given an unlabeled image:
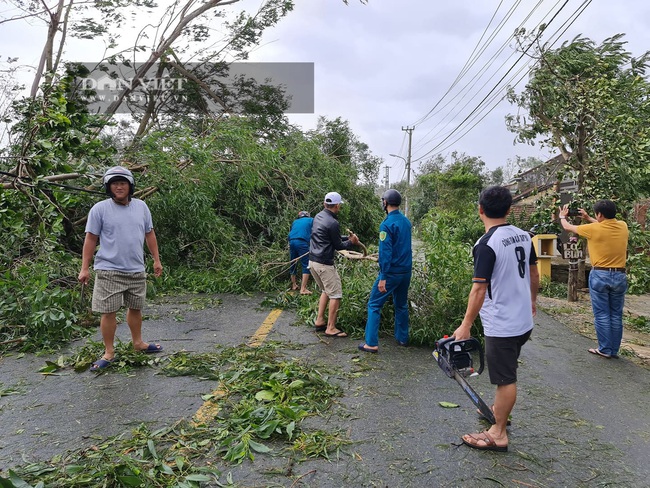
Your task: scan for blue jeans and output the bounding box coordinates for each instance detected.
[589,269,627,356]
[289,240,310,276]
[364,272,411,347]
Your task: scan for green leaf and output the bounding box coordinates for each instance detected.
[64,465,86,474]
[438,401,459,408]
[255,390,275,401]
[185,474,213,482]
[3,470,33,488]
[38,361,61,374]
[147,439,158,459]
[175,456,185,472]
[116,475,144,487]
[248,439,272,453]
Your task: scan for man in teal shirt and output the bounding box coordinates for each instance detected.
[358,189,412,353]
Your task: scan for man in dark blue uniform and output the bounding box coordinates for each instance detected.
[358,189,412,353]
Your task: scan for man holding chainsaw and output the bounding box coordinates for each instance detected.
[453,185,539,452]
[358,189,412,353]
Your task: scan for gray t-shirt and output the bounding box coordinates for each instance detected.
[85,198,154,272]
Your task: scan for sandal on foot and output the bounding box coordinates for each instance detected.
[324,330,348,338]
[139,343,163,354]
[314,323,327,332]
[358,343,379,353]
[462,431,508,452]
[588,348,611,358]
[90,357,115,372]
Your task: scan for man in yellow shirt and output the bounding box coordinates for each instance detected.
[559,200,629,359]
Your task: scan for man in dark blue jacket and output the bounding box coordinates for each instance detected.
[358,189,412,353]
[288,210,314,294]
[309,192,359,337]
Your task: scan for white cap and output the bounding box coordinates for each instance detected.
[324,191,343,204]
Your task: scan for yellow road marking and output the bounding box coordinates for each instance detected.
[248,308,282,347]
[192,308,283,425]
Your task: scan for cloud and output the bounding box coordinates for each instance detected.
[248,0,650,176]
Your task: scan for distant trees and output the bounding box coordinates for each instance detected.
[410,152,487,226]
[506,33,650,207]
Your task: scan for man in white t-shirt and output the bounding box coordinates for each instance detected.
[78,166,163,372]
[453,185,539,452]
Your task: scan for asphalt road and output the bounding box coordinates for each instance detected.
[1,293,649,487]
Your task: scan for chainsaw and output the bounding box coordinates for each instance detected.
[433,336,495,425]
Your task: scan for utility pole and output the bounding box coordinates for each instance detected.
[383,165,390,191]
[402,126,414,217]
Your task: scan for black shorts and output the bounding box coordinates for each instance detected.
[485,330,532,386]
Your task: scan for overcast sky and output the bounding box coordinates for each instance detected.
[245,0,650,182]
[3,0,650,183]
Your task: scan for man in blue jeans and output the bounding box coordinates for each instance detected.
[358,189,412,353]
[559,200,629,358]
[288,210,314,294]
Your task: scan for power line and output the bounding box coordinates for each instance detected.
[412,0,553,151]
[412,0,592,162]
[418,0,593,159]
[411,0,547,129]
[410,0,512,127]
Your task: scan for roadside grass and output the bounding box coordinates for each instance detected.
[625,315,650,334]
[3,343,348,487]
[538,277,568,299]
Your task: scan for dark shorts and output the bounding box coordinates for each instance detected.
[485,330,532,385]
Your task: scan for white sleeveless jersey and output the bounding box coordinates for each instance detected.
[472,224,537,337]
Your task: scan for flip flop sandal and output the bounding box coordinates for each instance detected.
[314,324,327,332]
[588,348,611,358]
[324,331,348,338]
[140,343,164,353]
[90,357,115,372]
[358,343,379,353]
[462,431,508,452]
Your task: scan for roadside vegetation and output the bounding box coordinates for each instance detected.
[1,0,648,357]
[1,3,649,485]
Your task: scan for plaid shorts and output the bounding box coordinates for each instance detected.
[91,270,147,313]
